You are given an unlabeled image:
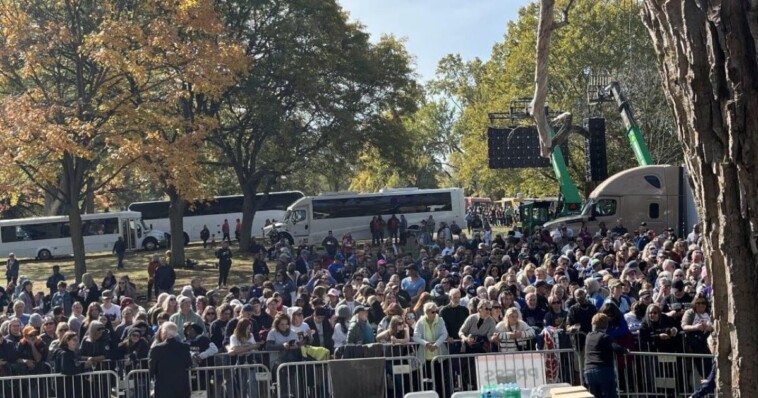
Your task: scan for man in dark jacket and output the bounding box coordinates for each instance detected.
[46,265,65,297]
[154,262,176,294]
[304,307,334,352]
[149,322,192,398]
[216,241,233,288]
[200,225,210,248]
[112,237,127,269]
[567,288,597,334]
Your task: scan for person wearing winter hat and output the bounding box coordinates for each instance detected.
[332,305,351,349]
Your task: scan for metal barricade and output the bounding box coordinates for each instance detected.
[275,356,424,398]
[430,349,581,397]
[214,351,279,370]
[126,363,272,398]
[614,351,714,398]
[190,363,272,398]
[125,369,151,398]
[0,370,119,398]
[379,342,421,360]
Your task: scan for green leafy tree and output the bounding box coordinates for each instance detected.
[209,0,419,248]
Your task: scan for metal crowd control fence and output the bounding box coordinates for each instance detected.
[190,363,272,398]
[614,351,715,398]
[276,355,424,398]
[0,369,119,398]
[430,349,582,397]
[124,369,150,398]
[213,351,280,368]
[125,363,272,398]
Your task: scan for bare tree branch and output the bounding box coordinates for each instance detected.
[530,0,576,158]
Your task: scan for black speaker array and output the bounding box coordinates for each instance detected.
[584,117,608,181]
[487,127,551,169]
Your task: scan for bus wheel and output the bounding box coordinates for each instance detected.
[38,249,52,261]
[183,232,190,247]
[279,233,294,245]
[143,238,158,251]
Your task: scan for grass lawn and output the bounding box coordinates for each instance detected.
[16,243,259,307]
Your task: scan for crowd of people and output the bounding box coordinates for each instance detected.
[0,213,714,397]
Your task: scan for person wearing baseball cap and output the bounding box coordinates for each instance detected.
[221,302,257,348]
[605,279,631,313]
[248,297,272,333]
[327,288,341,308]
[663,279,693,322]
[346,305,374,345]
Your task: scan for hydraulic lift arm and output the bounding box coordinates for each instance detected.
[603,82,654,166]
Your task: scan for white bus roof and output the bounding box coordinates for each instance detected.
[314,187,461,199]
[0,211,143,226]
[129,190,305,204]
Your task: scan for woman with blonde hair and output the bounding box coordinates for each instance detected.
[516,263,536,287]
[48,322,71,351]
[147,293,168,325]
[161,295,178,317]
[496,307,536,352]
[79,273,100,308]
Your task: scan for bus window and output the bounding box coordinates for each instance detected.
[313,192,453,220]
[1,226,17,242]
[15,223,67,241]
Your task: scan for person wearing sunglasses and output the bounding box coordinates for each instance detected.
[681,294,713,378]
[639,304,679,352]
[458,300,497,354]
[412,302,449,397]
[80,320,112,366]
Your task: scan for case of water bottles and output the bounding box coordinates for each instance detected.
[479,383,526,398]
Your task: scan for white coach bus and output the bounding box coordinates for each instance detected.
[128,191,305,244]
[0,211,168,260]
[264,187,466,244]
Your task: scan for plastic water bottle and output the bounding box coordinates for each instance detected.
[503,383,521,398]
[481,384,503,398]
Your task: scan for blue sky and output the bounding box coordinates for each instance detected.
[338,0,534,81]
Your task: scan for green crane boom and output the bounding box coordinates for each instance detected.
[606,82,653,166]
[549,127,582,216]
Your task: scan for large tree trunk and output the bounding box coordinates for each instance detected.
[167,186,187,268]
[44,190,64,216]
[64,156,86,282]
[240,183,258,252]
[531,0,557,157]
[641,1,758,396]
